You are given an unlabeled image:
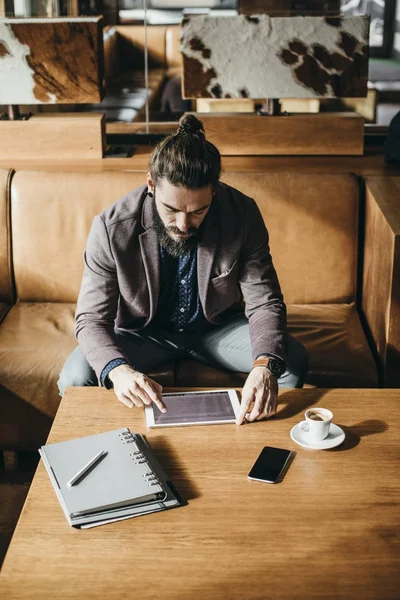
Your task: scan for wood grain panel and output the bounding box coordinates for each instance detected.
[107,121,177,134]
[196,98,321,113]
[0,114,105,161]
[0,387,399,600]
[196,98,255,112]
[186,112,364,155]
[0,150,398,175]
[363,177,400,387]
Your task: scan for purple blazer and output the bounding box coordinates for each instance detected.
[75,182,287,378]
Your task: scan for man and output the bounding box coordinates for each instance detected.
[58,115,308,424]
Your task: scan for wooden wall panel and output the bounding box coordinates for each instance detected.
[0,114,105,161]
[188,112,364,155]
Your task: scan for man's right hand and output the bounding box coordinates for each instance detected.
[108,364,166,412]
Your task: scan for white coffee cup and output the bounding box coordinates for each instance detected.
[299,408,333,441]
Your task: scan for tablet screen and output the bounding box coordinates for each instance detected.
[152,390,236,425]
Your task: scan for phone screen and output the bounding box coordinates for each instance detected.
[248,446,293,484]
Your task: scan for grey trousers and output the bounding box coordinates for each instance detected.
[58,314,309,396]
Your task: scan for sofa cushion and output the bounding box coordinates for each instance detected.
[175,304,377,388]
[288,303,378,387]
[221,172,359,305]
[0,303,76,449]
[11,171,147,302]
[288,303,378,388]
[0,169,13,304]
[0,301,10,323]
[0,302,175,450]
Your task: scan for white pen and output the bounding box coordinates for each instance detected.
[67,450,107,487]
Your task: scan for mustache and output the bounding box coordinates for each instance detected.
[167,225,198,235]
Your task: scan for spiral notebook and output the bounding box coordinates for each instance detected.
[39,428,182,528]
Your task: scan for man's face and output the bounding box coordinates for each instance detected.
[148,175,213,257]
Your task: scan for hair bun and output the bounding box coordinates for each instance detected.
[177,114,205,138]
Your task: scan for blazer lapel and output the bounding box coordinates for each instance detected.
[139,194,160,323]
[197,202,219,315]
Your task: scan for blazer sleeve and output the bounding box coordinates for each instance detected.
[238,197,288,364]
[75,215,129,379]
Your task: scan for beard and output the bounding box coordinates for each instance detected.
[152,202,202,258]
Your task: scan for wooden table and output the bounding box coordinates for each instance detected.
[1,387,399,599]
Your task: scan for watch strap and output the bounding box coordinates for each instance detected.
[252,356,285,379]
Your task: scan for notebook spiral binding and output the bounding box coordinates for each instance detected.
[119,428,163,490]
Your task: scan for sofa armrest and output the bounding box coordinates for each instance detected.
[362,177,400,387]
[0,169,14,306]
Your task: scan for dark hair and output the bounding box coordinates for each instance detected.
[149,114,221,188]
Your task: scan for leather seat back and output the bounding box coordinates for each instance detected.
[221,172,359,304]
[0,169,14,304]
[11,171,147,302]
[11,170,359,305]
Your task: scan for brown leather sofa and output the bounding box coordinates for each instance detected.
[0,169,398,452]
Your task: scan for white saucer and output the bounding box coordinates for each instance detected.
[290,421,345,450]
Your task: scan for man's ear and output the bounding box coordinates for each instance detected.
[146,172,154,194]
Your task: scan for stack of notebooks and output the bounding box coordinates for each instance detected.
[39,428,182,528]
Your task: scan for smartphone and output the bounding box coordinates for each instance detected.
[248,446,294,484]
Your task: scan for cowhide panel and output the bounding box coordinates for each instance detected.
[0,17,104,104]
[181,15,370,99]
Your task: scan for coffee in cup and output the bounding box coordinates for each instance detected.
[308,410,331,422]
[299,408,333,441]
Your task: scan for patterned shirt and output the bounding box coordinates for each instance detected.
[101,244,206,386]
[154,245,207,332]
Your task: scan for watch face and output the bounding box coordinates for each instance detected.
[268,359,283,378]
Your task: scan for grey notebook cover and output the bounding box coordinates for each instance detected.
[39,428,167,519]
[66,435,181,528]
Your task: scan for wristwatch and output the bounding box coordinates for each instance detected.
[252,356,285,379]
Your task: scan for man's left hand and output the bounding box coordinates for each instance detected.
[237,367,278,425]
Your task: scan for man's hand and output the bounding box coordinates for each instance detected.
[108,364,166,412]
[237,367,278,425]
